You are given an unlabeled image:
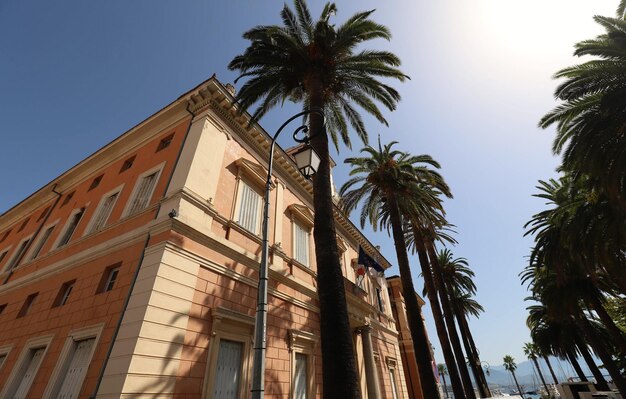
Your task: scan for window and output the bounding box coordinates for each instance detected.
[120,155,135,173]
[89,191,119,233]
[37,207,50,222]
[1,229,11,243]
[53,281,75,307]
[212,340,244,399]
[387,358,400,399]
[57,208,85,247]
[97,263,121,293]
[294,353,309,399]
[288,330,316,399]
[17,293,38,318]
[376,287,385,313]
[29,225,55,260]
[61,191,75,207]
[18,218,30,232]
[293,222,310,267]
[127,170,159,215]
[0,345,13,372]
[0,336,52,399]
[0,250,8,265]
[43,324,102,399]
[204,308,254,399]
[156,133,174,152]
[88,174,103,191]
[5,238,31,271]
[236,181,261,234]
[0,303,6,315]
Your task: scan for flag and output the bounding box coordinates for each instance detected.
[358,246,384,274]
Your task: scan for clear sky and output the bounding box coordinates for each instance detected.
[0,0,618,366]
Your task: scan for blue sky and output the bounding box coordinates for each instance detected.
[0,0,617,366]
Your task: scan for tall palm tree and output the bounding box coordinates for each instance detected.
[523,342,550,396]
[340,140,445,397]
[503,355,524,398]
[438,249,492,397]
[438,363,450,399]
[539,2,626,210]
[229,1,407,397]
[408,222,468,399]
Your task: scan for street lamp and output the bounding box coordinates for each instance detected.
[251,108,325,399]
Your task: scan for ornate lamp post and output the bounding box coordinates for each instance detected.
[251,108,324,399]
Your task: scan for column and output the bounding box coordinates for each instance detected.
[359,324,382,399]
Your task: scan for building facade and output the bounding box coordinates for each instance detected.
[0,77,421,398]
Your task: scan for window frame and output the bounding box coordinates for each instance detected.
[288,329,317,399]
[3,235,33,272]
[287,204,314,270]
[84,185,123,235]
[96,263,122,294]
[42,324,104,399]
[122,163,165,218]
[386,357,401,399]
[0,344,13,371]
[292,220,311,268]
[53,280,76,308]
[233,177,264,235]
[54,207,87,249]
[0,334,53,399]
[202,307,254,399]
[25,221,57,261]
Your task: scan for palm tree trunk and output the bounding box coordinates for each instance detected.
[531,358,550,396]
[585,294,626,355]
[411,228,465,399]
[511,371,524,399]
[575,315,626,395]
[442,373,449,399]
[542,355,559,386]
[449,287,490,398]
[566,350,588,382]
[461,314,492,397]
[426,241,477,399]
[309,93,360,399]
[386,198,440,398]
[574,337,609,391]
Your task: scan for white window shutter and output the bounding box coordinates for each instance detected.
[212,340,243,399]
[294,353,308,399]
[57,338,95,399]
[129,172,157,215]
[237,182,260,233]
[13,347,46,399]
[294,223,309,266]
[91,193,118,232]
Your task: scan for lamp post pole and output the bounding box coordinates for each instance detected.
[251,108,324,399]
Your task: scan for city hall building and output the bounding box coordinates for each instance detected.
[0,76,430,398]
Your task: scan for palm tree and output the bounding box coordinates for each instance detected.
[523,342,551,396]
[438,363,450,399]
[438,249,492,397]
[503,355,524,398]
[539,2,626,210]
[340,141,444,397]
[229,1,407,397]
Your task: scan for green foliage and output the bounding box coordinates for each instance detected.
[605,297,626,333]
[228,0,408,149]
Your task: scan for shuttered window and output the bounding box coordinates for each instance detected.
[30,225,54,260]
[128,172,158,215]
[237,182,261,234]
[11,347,46,399]
[5,238,30,270]
[294,353,308,399]
[90,192,119,233]
[294,222,309,266]
[212,340,243,399]
[58,208,85,247]
[55,338,95,399]
[389,367,399,399]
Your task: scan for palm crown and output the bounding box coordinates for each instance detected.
[228,0,408,149]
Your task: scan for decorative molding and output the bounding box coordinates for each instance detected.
[235,158,274,190]
[287,329,318,351]
[287,204,314,227]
